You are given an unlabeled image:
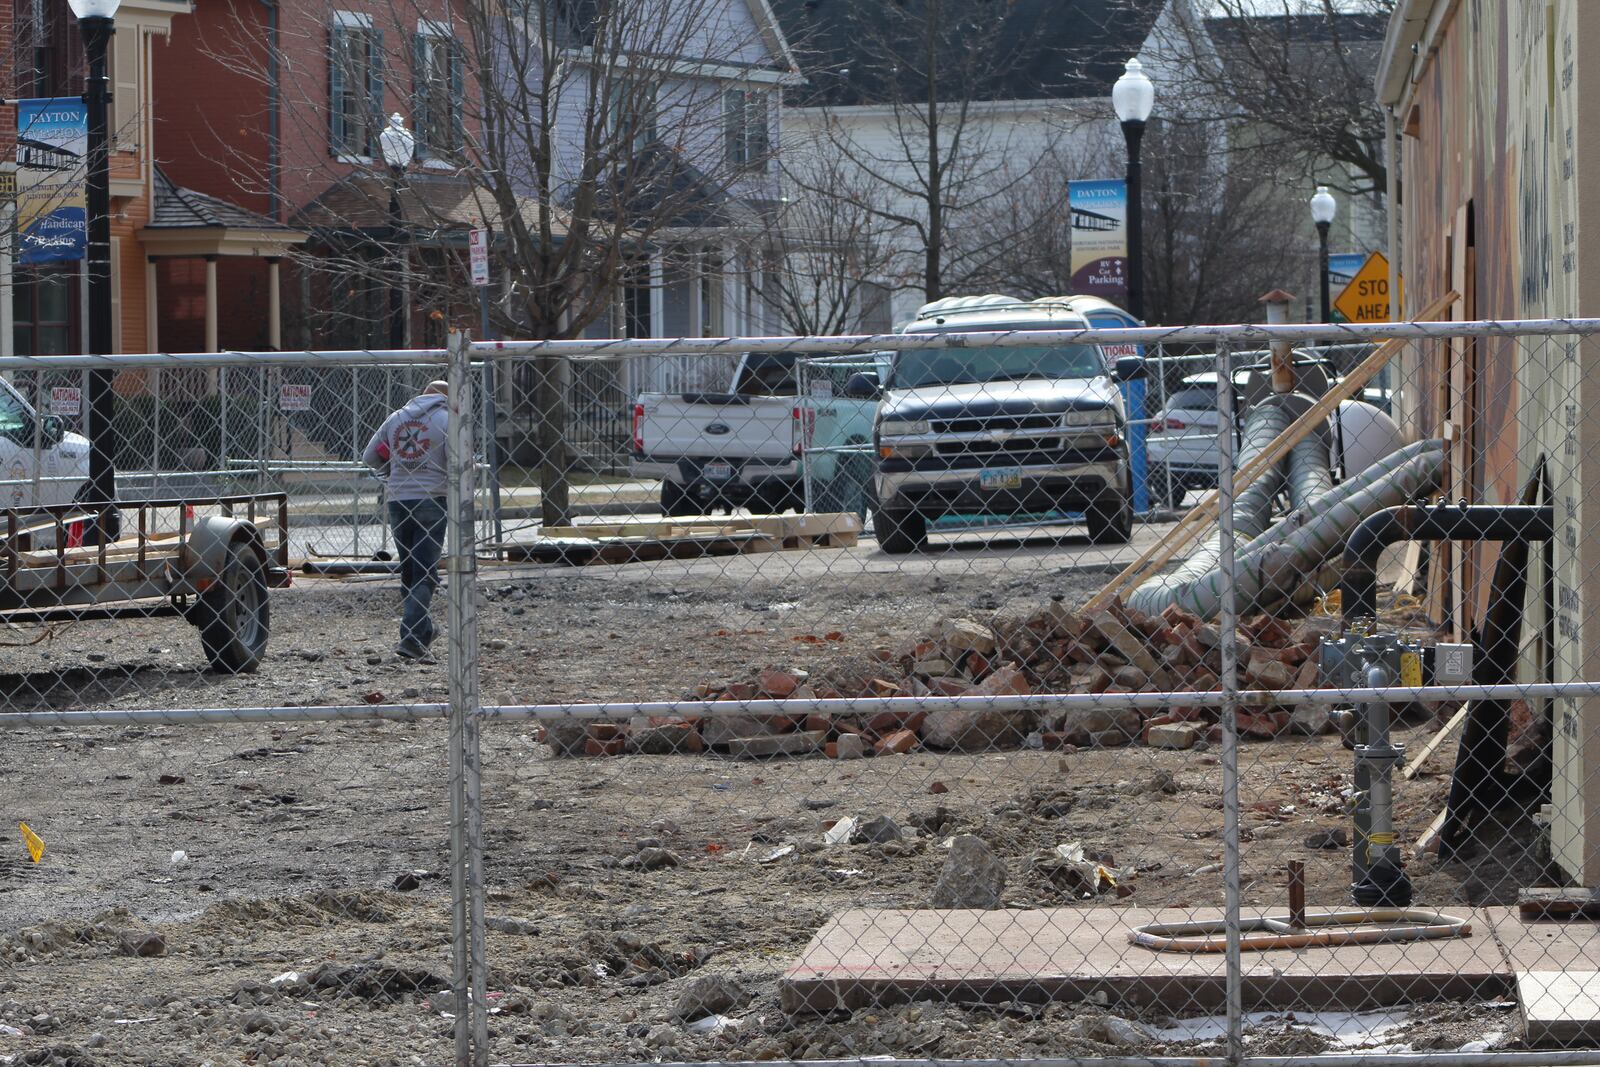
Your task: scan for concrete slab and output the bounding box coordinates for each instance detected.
[1490,907,1600,972]
[781,907,1509,1015]
[1487,907,1600,1046]
[1515,971,1600,1047]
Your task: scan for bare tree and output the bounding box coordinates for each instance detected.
[780,0,1067,305]
[753,156,897,334]
[1138,119,1307,325]
[1164,0,1393,197]
[953,129,1118,299]
[193,0,783,523]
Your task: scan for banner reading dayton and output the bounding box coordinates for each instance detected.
[15,98,88,265]
[1067,179,1128,303]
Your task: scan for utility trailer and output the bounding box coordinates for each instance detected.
[1,493,291,673]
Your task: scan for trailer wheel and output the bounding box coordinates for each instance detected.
[198,539,270,673]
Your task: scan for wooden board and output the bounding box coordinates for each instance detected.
[1402,707,1470,780]
[1084,291,1460,613]
[1517,888,1600,921]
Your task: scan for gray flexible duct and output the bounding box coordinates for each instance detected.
[1130,395,1296,611]
[1286,428,1334,511]
[1128,438,1445,620]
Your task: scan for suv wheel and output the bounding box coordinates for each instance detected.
[661,481,700,517]
[1086,486,1132,545]
[873,504,927,554]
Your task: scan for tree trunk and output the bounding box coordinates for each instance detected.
[535,349,570,528]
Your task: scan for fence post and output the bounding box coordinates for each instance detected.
[445,330,488,1066]
[1215,340,1245,1066]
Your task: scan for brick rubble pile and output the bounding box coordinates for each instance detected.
[543,600,1341,759]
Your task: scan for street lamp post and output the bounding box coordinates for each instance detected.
[1311,185,1337,323]
[69,0,121,531]
[1112,58,1155,323]
[378,114,417,350]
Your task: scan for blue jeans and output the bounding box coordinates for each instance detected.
[388,497,447,649]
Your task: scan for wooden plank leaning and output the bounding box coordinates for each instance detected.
[1083,290,1460,615]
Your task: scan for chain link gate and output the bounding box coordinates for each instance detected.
[5,317,1600,1067]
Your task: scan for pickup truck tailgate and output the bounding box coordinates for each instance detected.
[634,394,800,463]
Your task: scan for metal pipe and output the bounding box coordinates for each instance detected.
[15,680,1600,731]
[1129,439,1444,618]
[1214,340,1245,1067]
[1340,504,1555,623]
[78,13,117,530]
[445,330,481,1065]
[9,317,1600,375]
[1286,860,1305,930]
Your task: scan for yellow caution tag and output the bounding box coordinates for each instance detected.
[19,822,44,864]
[1400,651,1423,688]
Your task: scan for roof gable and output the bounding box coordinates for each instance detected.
[772,0,1167,106]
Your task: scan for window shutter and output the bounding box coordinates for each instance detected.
[723,89,742,165]
[411,32,431,157]
[366,29,386,157]
[750,92,770,167]
[449,40,465,154]
[329,24,348,155]
[111,26,140,151]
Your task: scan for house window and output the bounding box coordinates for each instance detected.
[724,88,770,170]
[330,15,384,159]
[607,78,657,155]
[12,269,79,357]
[413,26,465,159]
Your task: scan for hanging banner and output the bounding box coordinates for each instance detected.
[14,98,88,265]
[1067,179,1128,303]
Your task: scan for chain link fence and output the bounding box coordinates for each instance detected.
[2,318,1599,1067]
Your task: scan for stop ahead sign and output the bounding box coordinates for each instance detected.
[1333,251,1402,322]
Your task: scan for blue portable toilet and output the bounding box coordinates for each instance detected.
[1063,297,1149,515]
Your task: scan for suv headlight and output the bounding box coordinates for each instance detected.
[1062,408,1115,428]
[878,419,930,437]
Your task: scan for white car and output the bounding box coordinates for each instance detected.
[1145,377,1227,508]
[0,377,94,510]
[1146,355,1399,508]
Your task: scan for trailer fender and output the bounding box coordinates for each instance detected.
[184,516,267,588]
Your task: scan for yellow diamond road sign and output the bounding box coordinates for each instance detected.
[1334,251,1401,323]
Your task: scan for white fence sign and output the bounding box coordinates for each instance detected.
[278,383,313,412]
[49,386,81,416]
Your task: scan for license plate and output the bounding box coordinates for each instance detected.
[704,462,734,481]
[979,467,1023,490]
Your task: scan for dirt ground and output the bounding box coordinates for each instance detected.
[0,536,1557,1065]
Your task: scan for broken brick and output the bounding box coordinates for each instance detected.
[584,737,626,757]
[759,669,803,698]
[1147,722,1200,750]
[875,729,918,755]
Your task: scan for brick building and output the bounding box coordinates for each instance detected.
[153,0,481,353]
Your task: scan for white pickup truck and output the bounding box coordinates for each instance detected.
[0,377,94,509]
[630,353,879,516]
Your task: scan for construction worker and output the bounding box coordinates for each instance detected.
[363,380,449,659]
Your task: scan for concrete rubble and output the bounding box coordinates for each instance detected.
[542,599,1341,759]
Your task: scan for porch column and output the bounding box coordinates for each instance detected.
[203,255,219,353]
[266,257,282,350]
[144,257,158,351]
